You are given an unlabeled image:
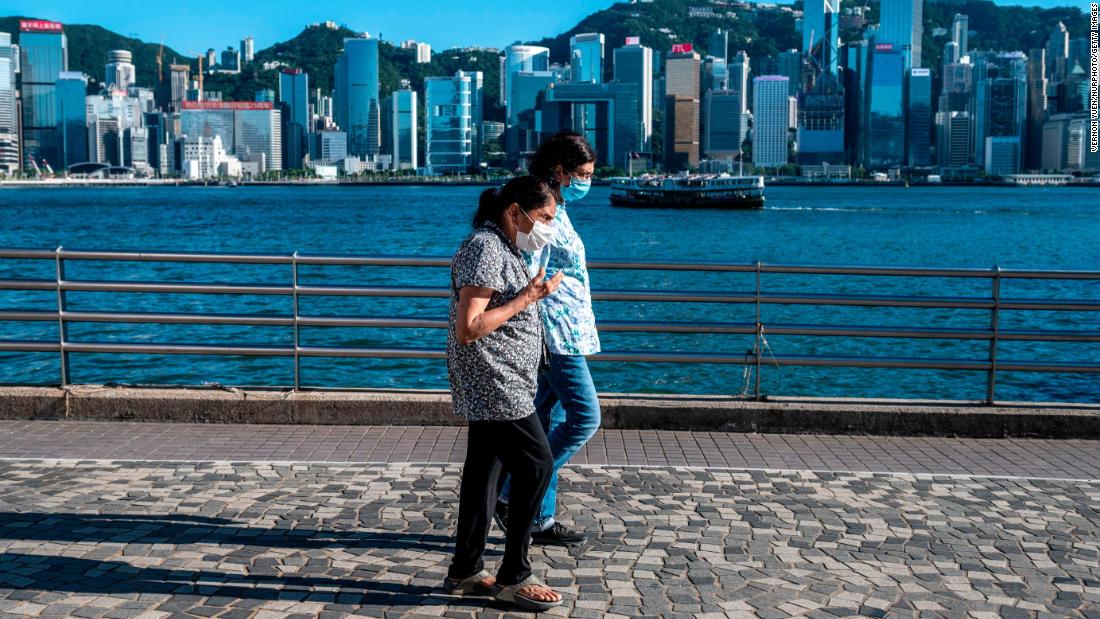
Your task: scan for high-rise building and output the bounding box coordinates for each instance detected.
[168,64,189,111]
[951,14,969,58]
[984,136,1019,177]
[612,38,653,153]
[905,68,931,167]
[1046,22,1069,83]
[310,130,347,163]
[502,45,550,119]
[460,70,484,167]
[18,19,67,171]
[104,50,135,90]
[752,76,790,168]
[974,52,1026,174]
[181,101,282,171]
[205,49,217,70]
[220,47,240,73]
[777,50,803,96]
[665,45,701,169]
[537,81,642,169]
[797,72,845,165]
[241,36,254,64]
[507,70,557,156]
[1025,49,1047,171]
[841,40,870,166]
[426,71,475,174]
[802,0,839,76]
[0,32,19,174]
[334,36,381,157]
[937,111,972,168]
[391,81,417,170]
[704,89,748,157]
[707,29,728,62]
[879,0,922,68]
[865,43,906,169]
[1041,113,1088,172]
[279,69,309,168]
[570,33,605,84]
[144,111,169,175]
[56,71,87,168]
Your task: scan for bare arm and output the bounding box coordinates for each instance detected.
[456,268,564,345]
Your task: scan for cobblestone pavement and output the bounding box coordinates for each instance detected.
[0,423,1098,618]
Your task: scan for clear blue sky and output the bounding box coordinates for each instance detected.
[0,0,618,53]
[0,0,1088,55]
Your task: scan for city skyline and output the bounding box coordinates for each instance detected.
[0,0,1087,58]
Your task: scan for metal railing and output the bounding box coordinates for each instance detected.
[0,247,1098,403]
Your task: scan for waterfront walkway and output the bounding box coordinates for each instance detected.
[0,421,1098,618]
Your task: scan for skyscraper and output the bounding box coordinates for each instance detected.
[1046,22,1069,83]
[974,52,1027,174]
[104,50,135,90]
[665,45,701,170]
[56,71,87,168]
[905,68,931,167]
[707,29,728,62]
[537,81,642,168]
[241,36,254,64]
[841,40,871,166]
[879,0,922,68]
[613,38,653,153]
[0,32,19,174]
[181,101,282,171]
[459,70,484,167]
[279,68,309,168]
[704,89,747,157]
[777,50,803,96]
[426,70,475,174]
[502,45,550,119]
[1025,49,1047,171]
[802,0,839,76]
[867,43,906,169]
[18,19,67,171]
[797,72,845,165]
[391,81,417,170]
[168,64,189,112]
[570,33,605,83]
[951,14,969,58]
[752,76,790,168]
[334,36,381,157]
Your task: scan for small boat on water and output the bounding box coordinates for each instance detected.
[609,174,766,209]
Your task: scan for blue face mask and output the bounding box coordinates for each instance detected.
[560,176,592,203]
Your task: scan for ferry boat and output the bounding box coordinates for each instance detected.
[609,174,765,209]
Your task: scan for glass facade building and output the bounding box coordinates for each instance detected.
[612,41,653,152]
[279,69,309,168]
[391,85,418,170]
[335,37,381,157]
[56,71,87,168]
[802,0,839,76]
[19,21,68,171]
[905,68,931,167]
[539,81,642,169]
[879,0,922,69]
[867,44,906,169]
[569,33,604,83]
[426,71,474,174]
[752,75,790,168]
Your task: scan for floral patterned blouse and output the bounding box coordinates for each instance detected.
[523,203,601,356]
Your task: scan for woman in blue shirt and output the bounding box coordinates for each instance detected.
[496,131,600,547]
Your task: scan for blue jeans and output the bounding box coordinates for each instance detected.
[500,353,601,529]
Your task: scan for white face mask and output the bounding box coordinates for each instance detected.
[515,207,553,252]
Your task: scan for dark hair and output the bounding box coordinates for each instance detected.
[473,175,555,228]
[527,131,597,191]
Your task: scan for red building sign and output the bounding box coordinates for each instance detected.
[180,101,274,111]
[19,20,64,33]
[671,43,694,54]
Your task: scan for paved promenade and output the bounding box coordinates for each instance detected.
[0,421,1098,618]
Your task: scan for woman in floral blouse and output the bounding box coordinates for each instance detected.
[496,132,600,547]
[444,175,567,611]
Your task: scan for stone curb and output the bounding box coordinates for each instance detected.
[1,386,1098,438]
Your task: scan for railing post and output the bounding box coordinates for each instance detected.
[986,265,1001,405]
[54,246,70,386]
[754,260,763,400]
[292,251,300,391]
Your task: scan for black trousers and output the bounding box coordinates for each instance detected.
[448,412,553,586]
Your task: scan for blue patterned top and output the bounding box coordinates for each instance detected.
[523,203,601,356]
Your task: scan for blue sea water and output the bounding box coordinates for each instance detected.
[0,184,1097,402]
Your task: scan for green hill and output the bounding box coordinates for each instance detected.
[0,16,188,90]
